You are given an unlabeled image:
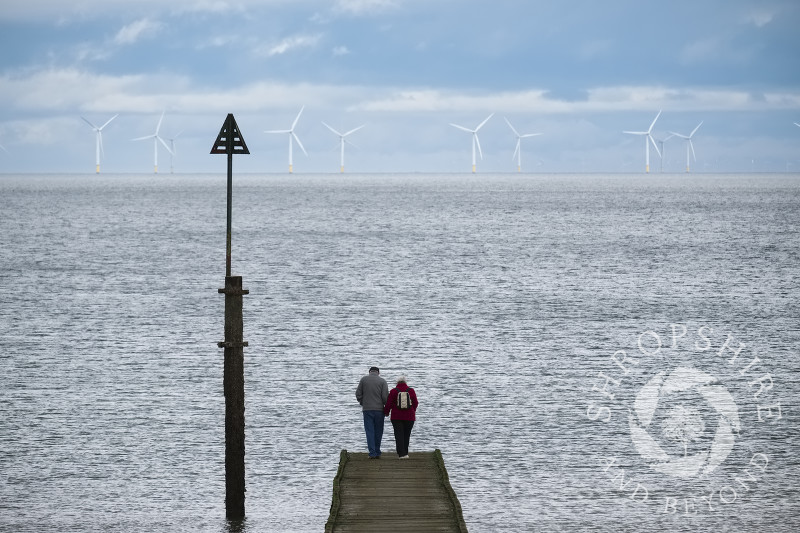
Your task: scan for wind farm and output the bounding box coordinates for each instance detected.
[322,122,364,173]
[623,111,662,173]
[670,121,703,173]
[6,108,797,174]
[81,114,118,173]
[132,111,172,174]
[450,113,494,173]
[266,106,307,173]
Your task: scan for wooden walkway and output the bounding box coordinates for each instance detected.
[325,449,468,533]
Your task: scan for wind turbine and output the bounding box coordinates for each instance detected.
[166,130,182,174]
[132,111,172,174]
[504,117,542,172]
[322,122,364,173]
[266,106,307,173]
[81,114,118,173]
[450,113,494,173]
[655,134,674,173]
[623,110,662,173]
[669,121,703,173]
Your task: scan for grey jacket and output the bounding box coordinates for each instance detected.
[356,371,389,411]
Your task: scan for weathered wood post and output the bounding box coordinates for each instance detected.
[210,114,250,520]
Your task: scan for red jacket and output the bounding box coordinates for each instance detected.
[384,382,418,421]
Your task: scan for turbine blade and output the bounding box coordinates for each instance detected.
[344,124,365,137]
[647,110,662,133]
[475,133,484,160]
[648,134,661,158]
[504,117,520,137]
[82,116,99,130]
[158,135,173,155]
[512,139,520,160]
[132,135,154,141]
[623,131,646,135]
[689,140,696,162]
[795,122,800,128]
[690,121,703,138]
[520,133,542,138]
[322,122,342,136]
[99,114,118,130]
[669,131,690,139]
[475,113,494,131]
[291,105,305,130]
[0,143,8,153]
[155,111,165,135]
[293,132,308,156]
[450,123,473,133]
[265,129,292,134]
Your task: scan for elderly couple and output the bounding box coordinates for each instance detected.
[355,366,418,459]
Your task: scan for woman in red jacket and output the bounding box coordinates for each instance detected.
[384,375,418,459]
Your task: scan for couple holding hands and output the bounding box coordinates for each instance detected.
[355,366,418,459]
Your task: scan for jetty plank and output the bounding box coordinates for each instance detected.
[325,449,468,533]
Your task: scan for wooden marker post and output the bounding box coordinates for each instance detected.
[211,114,250,520]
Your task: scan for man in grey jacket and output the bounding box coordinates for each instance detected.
[355,366,389,458]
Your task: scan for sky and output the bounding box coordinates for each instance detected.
[0,0,799,173]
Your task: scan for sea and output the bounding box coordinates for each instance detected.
[1,172,798,532]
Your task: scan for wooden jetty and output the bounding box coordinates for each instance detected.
[325,449,468,533]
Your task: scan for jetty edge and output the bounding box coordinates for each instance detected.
[325,448,468,533]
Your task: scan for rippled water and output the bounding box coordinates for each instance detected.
[1,173,798,532]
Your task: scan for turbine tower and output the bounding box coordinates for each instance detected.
[166,130,182,174]
[504,117,542,172]
[655,134,674,173]
[450,113,493,173]
[669,121,703,173]
[81,114,118,173]
[623,110,662,173]
[322,122,364,173]
[266,106,307,173]
[132,111,172,174]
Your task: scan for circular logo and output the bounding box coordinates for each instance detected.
[628,366,741,479]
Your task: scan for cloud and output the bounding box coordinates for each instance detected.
[332,45,350,56]
[743,8,777,27]
[2,66,799,123]
[256,34,322,57]
[353,85,800,114]
[0,67,364,115]
[113,18,163,45]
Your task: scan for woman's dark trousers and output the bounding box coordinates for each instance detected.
[391,420,414,457]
